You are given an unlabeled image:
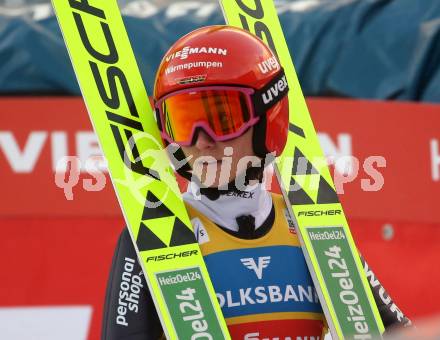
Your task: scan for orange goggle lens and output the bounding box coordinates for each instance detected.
[158,88,255,145]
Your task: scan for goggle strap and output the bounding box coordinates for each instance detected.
[253,69,289,116]
[155,107,163,131]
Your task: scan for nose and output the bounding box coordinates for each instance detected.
[194,129,215,150]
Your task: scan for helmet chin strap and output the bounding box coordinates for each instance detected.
[165,139,275,200]
[183,165,274,232]
[195,165,265,201]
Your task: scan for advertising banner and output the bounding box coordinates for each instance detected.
[1,97,439,223]
[1,97,439,339]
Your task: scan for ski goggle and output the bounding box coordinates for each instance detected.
[154,70,288,146]
[155,86,257,146]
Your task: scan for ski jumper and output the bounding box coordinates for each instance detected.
[102,184,411,339]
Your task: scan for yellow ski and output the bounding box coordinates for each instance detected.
[220,1,385,338]
[51,0,230,338]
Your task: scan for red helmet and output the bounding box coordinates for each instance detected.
[154,25,289,158]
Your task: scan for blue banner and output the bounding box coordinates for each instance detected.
[204,246,321,317]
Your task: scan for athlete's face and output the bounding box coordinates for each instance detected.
[180,127,257,188]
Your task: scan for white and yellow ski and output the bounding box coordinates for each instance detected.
[220,1,385,339]
[51,0,230,338]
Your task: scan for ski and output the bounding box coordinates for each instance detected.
[51,0,230,338]
[219,1,385,339]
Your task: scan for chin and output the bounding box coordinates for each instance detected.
[204,177,235,189]
[191,171,236,189]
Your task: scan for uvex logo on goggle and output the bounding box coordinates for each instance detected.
[262,75,288,105]
[165,45,228,62]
